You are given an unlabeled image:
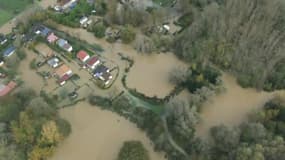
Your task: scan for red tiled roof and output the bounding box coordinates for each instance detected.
[77,50,89,61]
[87,56,99,66]
[58,74,71,83]
[0,81,17,97]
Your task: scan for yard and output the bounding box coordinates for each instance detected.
[0,0,33,26]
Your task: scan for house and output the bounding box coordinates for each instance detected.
[80,16,92,28]
[37,44,55,58]
[54,64,73,85]
[33,25,51,37]
[2,46,16,57]
[93,65,112,85]
[47,57,60,68]
[0,34,7,45]
[77,50,90,62]
[57,39,73,52]
[47,33,58,43]
[56,0,77,11]
[80,16,88,25]
[86,56,100,69]
[0,81,17,97]
[55,64,72,78]
[0,58,4,67]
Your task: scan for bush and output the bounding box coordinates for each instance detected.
[90,23,106,38]
[120,26,136,44]
[117,141,150,160]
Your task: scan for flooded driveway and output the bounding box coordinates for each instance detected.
[196,74,281,138]
[50,102,166,160]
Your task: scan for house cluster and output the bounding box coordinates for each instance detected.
[76,50,113,85]
[32,25,75,85]
[33,25,73,52]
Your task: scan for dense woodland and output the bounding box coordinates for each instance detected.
[174,0,285,91]
[0,89,70,160]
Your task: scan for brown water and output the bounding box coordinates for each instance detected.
[126,53,186,98]
[18,50,45,92]
[50,102,166,160]
[196,74,281,138]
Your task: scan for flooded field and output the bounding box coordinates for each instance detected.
[196,74,280,138]
[50,102,166,160]
[18,50,45,92]
[126,53,186,98]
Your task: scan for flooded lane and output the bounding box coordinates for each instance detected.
[196,74,278,138]
[50,102,166,160]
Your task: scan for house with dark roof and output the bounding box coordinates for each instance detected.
[0,57,4,66]
[57,39,73,52]
[87,56,100,69]
[93,65,112,85]
[2,46,16,57]
[77,50,90,62]
[0,34,7,45]
[33,25,51,37]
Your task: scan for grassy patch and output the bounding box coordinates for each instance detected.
[0,0,33,26]
[0,10,13,26]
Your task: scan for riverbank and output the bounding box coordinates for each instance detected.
[49,102,166,160]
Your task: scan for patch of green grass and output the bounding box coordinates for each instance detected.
[0,10,13,26]
[0,0,33,26]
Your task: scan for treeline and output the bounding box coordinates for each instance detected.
[174,0,285,91]
[0,89,70,160]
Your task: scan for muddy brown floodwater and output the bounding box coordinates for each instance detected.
[126,53,187,98]
[196,73,283,138]
[50,102,166,160]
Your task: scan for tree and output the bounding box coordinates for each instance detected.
[240,123,267,143]
[133,34,156,53]
[89,23,106,38]
[11,112,36,147]
[210,125,240,153]
[120,26,136,44]
[39,121,63,145]
[168,66,189,85]
[117,141,150,160]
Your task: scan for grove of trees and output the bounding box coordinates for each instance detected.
[0,89,70,160]
[174,0,285,91]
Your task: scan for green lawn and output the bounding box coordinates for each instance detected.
[0,10,13,26]
[0,0,33,26]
